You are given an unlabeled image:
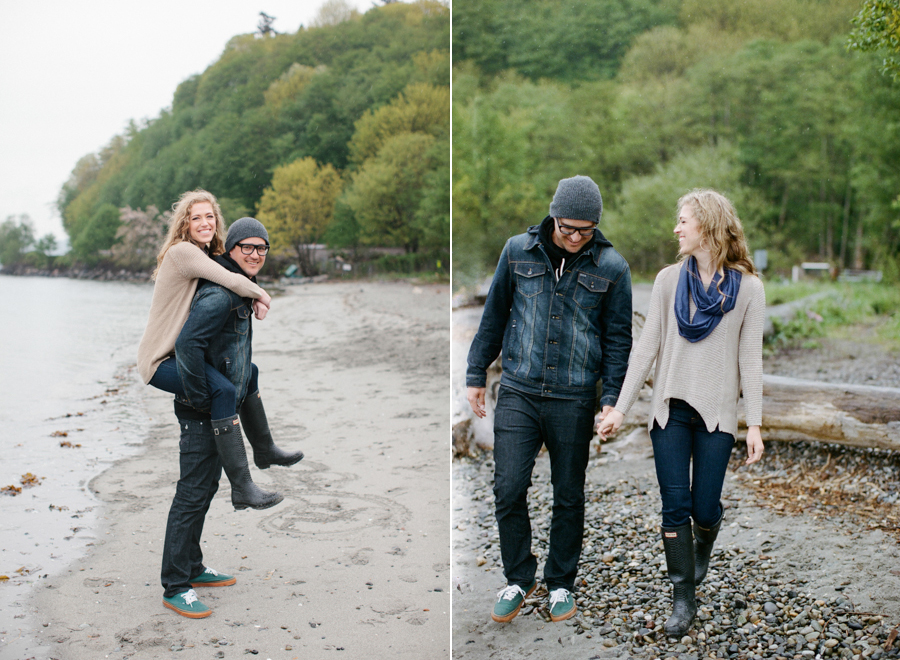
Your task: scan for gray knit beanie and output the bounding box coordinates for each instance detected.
[225,217,269,253]
[549,175,603,223]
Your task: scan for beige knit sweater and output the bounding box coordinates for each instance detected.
[136,242,264,384]
[613,262,765,436]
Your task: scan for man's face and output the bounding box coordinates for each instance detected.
[229,237,268,277]
[551,217,596,253]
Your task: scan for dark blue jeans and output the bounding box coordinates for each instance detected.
[150,358,259,420]
[650,399,734,529]
[492,386,595,592]
[161,417,222,598]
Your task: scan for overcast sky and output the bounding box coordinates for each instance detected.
[0,0,376,245]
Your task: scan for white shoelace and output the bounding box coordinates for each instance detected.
[549,588,571,607]
[204,567,220,576]
[496,584,527,602]
[182,589,199,605]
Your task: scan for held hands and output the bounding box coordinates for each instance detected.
[745,425,764,464]
[467,387,487,419]
[253,290,272,320]
[596,406,622,441]
[252,299,269,320]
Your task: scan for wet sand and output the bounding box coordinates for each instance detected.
[6,281,450,660]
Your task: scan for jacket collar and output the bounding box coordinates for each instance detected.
[213,253,257,282]
[524,216,613,267]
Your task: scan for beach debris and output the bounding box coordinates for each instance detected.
[51,430,68,437]
[20,473,43,488]
[59,441,82,448]
[887,627,899,650]
[49,504,69,511]
[1,485,22,496]
[0,575,8,582]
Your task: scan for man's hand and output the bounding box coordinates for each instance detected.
[745,425,764,464]
[252,299,269,320]
[596,406,624,441]
[467,387,487,419]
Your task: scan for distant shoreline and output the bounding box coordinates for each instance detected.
[0,264,151,282]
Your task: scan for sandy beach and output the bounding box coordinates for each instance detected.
[5,280,450,660]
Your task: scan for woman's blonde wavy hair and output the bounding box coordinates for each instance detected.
[152,189,227,280]
[676,188,757,277]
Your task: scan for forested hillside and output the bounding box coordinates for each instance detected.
[55,0,448,274]
[452,0,900,281]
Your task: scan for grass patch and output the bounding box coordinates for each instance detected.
[764,281,900,351]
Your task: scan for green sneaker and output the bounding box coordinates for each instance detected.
[190,566,236,587]
[163,589,211,619]
[491,581,536,623]
[549,588,576,622]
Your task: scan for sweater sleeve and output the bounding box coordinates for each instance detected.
[168,242,264,299]
[614,269,665,416]
[738,276,766,427]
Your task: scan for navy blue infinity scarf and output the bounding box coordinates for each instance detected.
[674,257,742,343]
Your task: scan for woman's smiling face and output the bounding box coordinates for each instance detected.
[188,202,216,246]
[674,202,703,257]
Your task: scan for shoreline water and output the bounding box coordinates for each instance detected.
[0,277,156,657]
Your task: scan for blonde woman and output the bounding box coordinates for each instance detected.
[597,189,765,637]
[137,189,302,510]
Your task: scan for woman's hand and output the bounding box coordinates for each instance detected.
[258,290,272,309]
[252,299,269,320]
[596,407,624,441]
[745,425,764,464]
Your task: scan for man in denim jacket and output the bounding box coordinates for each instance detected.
[466,176,632,623]
[161,217,289,618]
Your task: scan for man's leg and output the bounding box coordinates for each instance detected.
[491,386,543,621]
[541,396,594,621]
[161,418,220,617]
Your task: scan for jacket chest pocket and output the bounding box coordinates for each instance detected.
[234,305,251,335]
[513,262,546,298]
[573,272,609,308]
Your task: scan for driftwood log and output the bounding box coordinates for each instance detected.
[748,375,900,450]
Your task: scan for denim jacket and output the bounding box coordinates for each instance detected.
[466,219,633,405]
[175,255,254,414]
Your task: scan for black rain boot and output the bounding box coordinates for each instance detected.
[239,391,304,469]
[693,510,723,585]
[661,523,697,637]
[212,415,283,510]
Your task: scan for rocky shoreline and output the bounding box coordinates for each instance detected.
[0,264,152,282]
[453,337,900,659]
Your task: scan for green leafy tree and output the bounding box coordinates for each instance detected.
[348,82,449,165]
[0,215,35,268]
[33,234,58,269]
[343,132,437,252]
[71,203,122,262]
[257,157,343,275]
[849,0,900,79]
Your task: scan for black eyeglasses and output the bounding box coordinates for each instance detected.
[235,242,270,255]
[555,218,597,237]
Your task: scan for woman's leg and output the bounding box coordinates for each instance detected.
[650,403,694,528]
[689,429,734,528]
[151,358,281,511]
[690,424,734,584]
[149,358,237,421]
[651,400,698,637]
[239,363,304,469]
